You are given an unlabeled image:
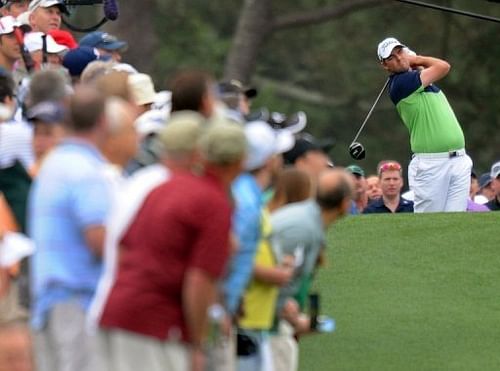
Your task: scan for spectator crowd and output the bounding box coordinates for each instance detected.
[0,1,498,371]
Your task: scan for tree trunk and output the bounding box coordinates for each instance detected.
[104,0,159,75]
[224,0,389,84]
[223,0,273,84]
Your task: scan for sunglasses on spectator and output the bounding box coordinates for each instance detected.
[378,162,402,175]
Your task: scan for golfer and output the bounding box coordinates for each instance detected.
[377,37,472,212]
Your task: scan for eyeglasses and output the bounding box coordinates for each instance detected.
[378,162,401,175]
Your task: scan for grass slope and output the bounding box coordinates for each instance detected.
[299,212,500,371]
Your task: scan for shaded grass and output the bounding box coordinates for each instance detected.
[299,212,500,371]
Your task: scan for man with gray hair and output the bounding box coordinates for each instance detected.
[98,116,247,371]
[29,86,112,371]
[24,69,71,110]
[28,0,68,34]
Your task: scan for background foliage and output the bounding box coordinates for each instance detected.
[72,0,500,175]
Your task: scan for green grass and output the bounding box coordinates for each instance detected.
[299,212,500,371]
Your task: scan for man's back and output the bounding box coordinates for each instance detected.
[30,139,110,327]
[100,171,233,342]
[270,199,324,307]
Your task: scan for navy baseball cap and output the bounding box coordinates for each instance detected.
[79,31,128,52]
[62,46,110,77]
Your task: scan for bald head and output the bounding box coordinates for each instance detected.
[105,97,136,134]
[102,97,138,167]
[316,168,353,212]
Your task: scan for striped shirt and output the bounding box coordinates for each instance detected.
[0,120,34,170]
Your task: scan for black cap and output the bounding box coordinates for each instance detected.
[283,133,334,165]
[218,79,257,99]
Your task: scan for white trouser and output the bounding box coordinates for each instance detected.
[35,300,103,371]
[269,321,298,371]
[408,150,472,213]
[98,329,189,371]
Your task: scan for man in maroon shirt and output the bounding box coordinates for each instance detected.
[99,116,247,371]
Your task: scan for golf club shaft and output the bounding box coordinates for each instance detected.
[351,78,390,145]
[395,0,500,24]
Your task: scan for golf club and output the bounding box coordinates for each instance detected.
[349,78,390,160]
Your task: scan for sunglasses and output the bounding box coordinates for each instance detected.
[378,162,402,175]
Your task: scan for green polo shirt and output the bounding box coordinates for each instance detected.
[389,70,465,153]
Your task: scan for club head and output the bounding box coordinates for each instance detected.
[349,142,366,160]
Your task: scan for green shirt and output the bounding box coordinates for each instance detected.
[390,71,465,153]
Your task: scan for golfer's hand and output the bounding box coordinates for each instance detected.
[403,47,417,57]
[406,53,422,70]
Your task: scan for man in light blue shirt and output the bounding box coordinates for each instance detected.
[29,87,111,371]
[223,120,293,317]
[223,120,293,371]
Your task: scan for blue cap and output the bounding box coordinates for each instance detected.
[62,46,110,77]
[478,173,492,189]
[27,101,65,123]
[79,31,127,51]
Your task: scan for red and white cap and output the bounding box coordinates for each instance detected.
[24,32,68,54]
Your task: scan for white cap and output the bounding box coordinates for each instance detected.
[491,161,500,179]
[128,73,157,106]
[134,108,169,139]
[377,37,405,61]
[16,11,31,27]
[0,16,19,35]
[29,0,67,13]
[24,32,68,54]
[244,120,294,171]
[152,90,171,111]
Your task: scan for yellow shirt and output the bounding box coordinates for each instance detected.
[239,209,279,330]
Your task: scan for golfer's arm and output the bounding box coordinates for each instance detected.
[414,56,451,87]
